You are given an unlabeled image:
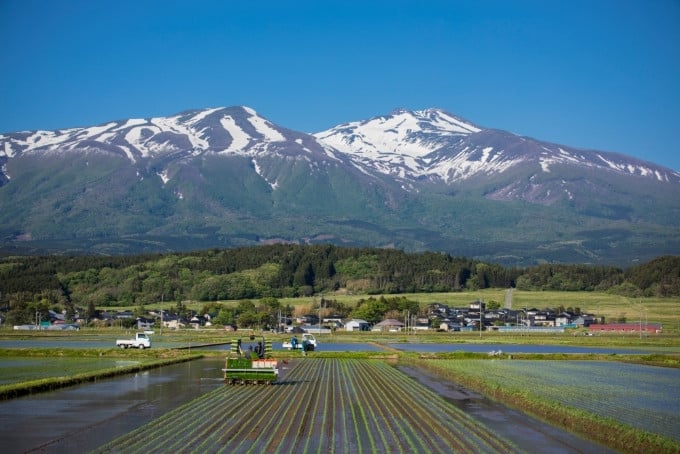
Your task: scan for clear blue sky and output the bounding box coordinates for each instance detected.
[1,0,679,170]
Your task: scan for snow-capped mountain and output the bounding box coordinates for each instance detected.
[1,106,296,159]
[314,108,482,180]
[0,106,678,265]
[314,108,680,185]
[0,106,349,187]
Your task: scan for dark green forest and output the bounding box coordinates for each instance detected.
[0,245,678,326]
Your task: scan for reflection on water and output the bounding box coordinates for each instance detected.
[0,358,224,453]
[388,343,652,354]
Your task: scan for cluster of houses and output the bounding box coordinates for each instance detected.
[295,301,661,334]
[292,301,602,334]
[426,301,599,332]
[93,309,215,331]
[8,300,661,334]
[9,309,214,331]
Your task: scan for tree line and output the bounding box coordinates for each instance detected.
[0,245,677,325]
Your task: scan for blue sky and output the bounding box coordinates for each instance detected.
[1,0,679,170]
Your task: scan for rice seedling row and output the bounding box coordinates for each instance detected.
[388,362,513,453]
[351,361,428,452]
[98,359,520,453]
[354,360,513,453]
[429,359,680,442]
[338,359,372,453]
[264,366,313,454]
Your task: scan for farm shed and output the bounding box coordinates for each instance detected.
[588,323,662,333]
[372,318,405,332]
[344,319,371,331]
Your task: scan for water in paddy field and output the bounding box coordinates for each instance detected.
[0,342,662,453]
[0,356,617,453]
[0,358,225,453]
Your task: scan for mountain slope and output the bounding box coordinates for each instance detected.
[1,106,678,265]
[315,108,680,227]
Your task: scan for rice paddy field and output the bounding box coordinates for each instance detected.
[0,357,146,386]
[1,290,678,452]
[97,358,521,454]
[423,359,680,442]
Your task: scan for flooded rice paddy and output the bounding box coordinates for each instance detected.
[0,358,225,453]
[0,339,673,452]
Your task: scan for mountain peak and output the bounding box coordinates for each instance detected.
[312,107,483,178]
[0,105,293,161]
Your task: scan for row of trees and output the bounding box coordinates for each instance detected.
[195,295,417,330]
[0,245,678,326]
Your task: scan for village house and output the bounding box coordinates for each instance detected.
[136,317,155,331]
[372,318,405,332]
[344,319,371,331]
[414,317,431,331]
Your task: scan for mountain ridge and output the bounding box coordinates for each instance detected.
[1,106,678,266]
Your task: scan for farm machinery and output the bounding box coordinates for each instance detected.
[282,333,317,352]
[223,336,279,385]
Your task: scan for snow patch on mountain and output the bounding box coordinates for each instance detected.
[431,147,521,182]
[2,141,14,158]
[185,107,224,125]
[150,116,209,151]
[248,116,285,142]
[315,108,505,182]
[158,170,170,185]
[219,116,250,153]
[117,144,136,163]
[252,158,278,189]
[315,109,479,163]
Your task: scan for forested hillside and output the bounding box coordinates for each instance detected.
[0,246,678,320]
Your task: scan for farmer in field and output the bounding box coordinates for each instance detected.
[291,336,298,350]
[301,339,309,356]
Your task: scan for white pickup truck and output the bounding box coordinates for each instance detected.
[116,332,151,349]
[282,333,317,351]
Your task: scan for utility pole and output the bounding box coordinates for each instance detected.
[639,302,643,340]
[479,300,482,338]
[405,310,409,335]
[160,294,163,336]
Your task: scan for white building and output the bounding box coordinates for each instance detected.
[344,319,371,332]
